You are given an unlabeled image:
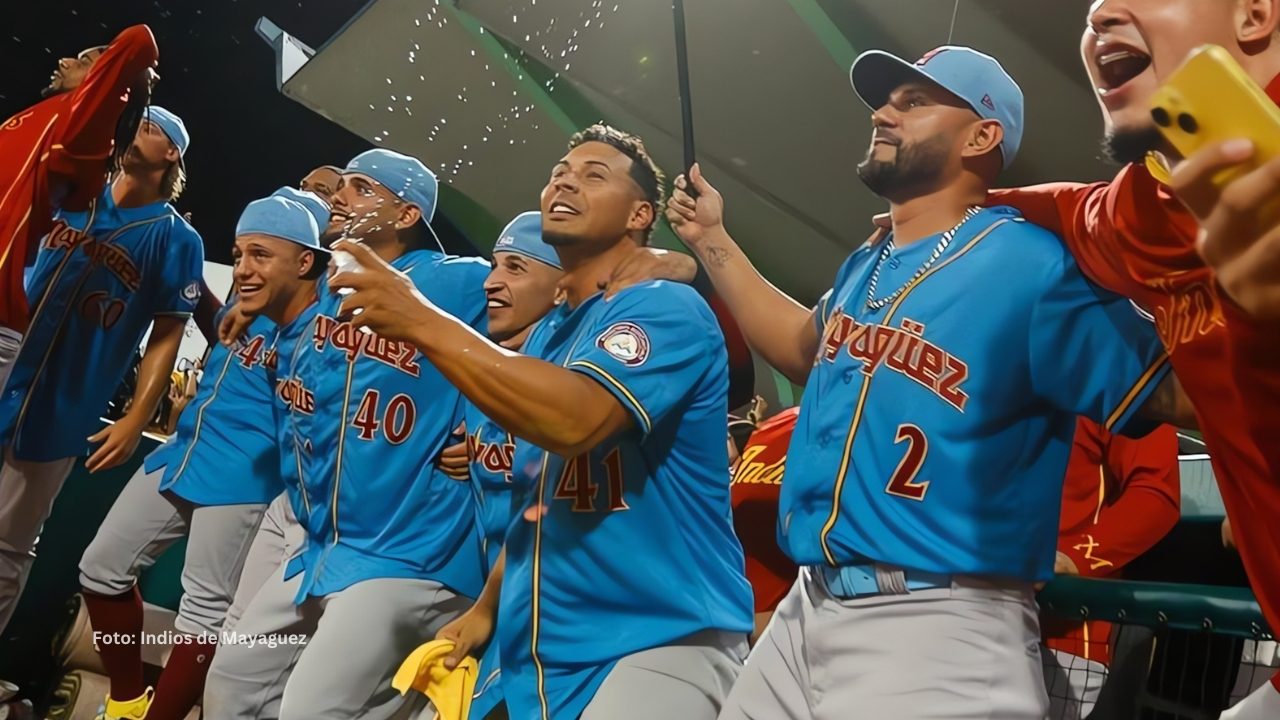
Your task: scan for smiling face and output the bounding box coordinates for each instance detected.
[539,141,655,251]
[1081,0,1244,161]
[483,251,562,347]
[325,172,418,249]
[232,234,317,322]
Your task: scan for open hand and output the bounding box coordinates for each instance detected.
[86,416,145,472]
[434,604,495,670]
[603,247,698,299]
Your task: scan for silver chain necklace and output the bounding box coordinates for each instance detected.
[865,206,982,311]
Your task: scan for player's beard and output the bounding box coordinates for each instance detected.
[856,135,951,200]
[1102,125,1163,165]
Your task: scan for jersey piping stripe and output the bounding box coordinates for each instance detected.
[1092,464,1106,526]
[0,114,58,214]
[531,320,593,720]
[1102,352,1169,432]
[169,343,237,483]
[567,360,652,434]
[818,219,1009,566]
[286,312,318,518]
[13,212,163,444]
[531,449,552,720]
[330,358,356,545]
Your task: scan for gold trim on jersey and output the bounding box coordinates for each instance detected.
[567,359,651,433]
[530,320,593,719]
[1102,352,1169,432]
[169,346,236,482]
[331,358,356,543]
[286,315,317,518]
[818,218,1009,566]
[0,114,58,217]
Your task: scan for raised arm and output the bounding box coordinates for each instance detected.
[666,163,818,386]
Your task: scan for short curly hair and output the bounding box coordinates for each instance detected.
[568,123,666,241]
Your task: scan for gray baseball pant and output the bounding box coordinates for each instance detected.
[718,565,1048,720]
[223,492,303,633]
[0,448,77,634]
[581,628,748,720]
[203,570,471,720]
[79,464,266,637]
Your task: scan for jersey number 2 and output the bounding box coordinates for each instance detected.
[351,389,416,444]
[553,449,629,513]
[885,424,930,501]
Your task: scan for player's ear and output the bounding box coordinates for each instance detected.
[297,249,315,279]
[165,143,180,164]
[1237,0,1280,43]
[396,204,423,231]
[961,119,1004,160]
[626,199,655,236]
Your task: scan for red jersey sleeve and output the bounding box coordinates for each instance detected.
[989,164,1198,301]
[48,24,158,195]
[1059,422,1181,577]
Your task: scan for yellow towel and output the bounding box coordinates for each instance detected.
[392,639,476,720]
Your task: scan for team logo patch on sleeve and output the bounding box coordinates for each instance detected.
[596,322,650,367]
[181,281,201,304]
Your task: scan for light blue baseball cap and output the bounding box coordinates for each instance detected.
[235,194,324,252]
[493,211,561,270]
[344,148,438,226]
[143,106,190,164]
[850,46,1024,169]
[271,186,331,231]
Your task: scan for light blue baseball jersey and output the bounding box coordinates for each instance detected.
[280,249,491,602]
[462,400,522,574]
[498,282,754,720]
[269,297,322,531]
[146,309,282,506]
[780,206,1171,582]
[0,186,204,461]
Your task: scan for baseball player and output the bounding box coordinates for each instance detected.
[299,165,341,200]
[1040,418,1180,718]
[75,187,329,720]
[0,106,203,635]
[329,123,754,720]
[988,3,1280,716]
[203,149,489,720]
[665,46,1192,718]
[430,210,563,719]
[0,25,158,380]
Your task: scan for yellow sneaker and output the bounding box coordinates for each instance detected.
[95,688,153,720]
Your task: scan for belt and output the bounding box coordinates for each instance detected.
[821,562,953,599]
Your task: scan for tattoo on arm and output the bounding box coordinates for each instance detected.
[702,245,730,269]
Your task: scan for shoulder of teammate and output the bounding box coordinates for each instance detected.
[403,251,489,326]
[602,280,723,342]
[155,208,206,314]
[569,282,725,435]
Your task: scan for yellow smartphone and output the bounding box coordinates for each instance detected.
[1149,44,1280,193]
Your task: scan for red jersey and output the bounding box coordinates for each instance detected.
[731,406,799,613]
[1042,418,1180,664]
[991,75,1280,672]
[0,24,157,332]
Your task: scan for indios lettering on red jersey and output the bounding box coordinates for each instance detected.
[312,314,421,376]
[732,444,785,486]
[1145,277,1226,353]
[818,310,970,412]
[277,377,316,415]
[466,426,515,482]
[44,219,143,291]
